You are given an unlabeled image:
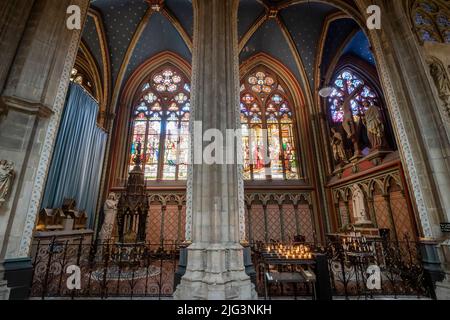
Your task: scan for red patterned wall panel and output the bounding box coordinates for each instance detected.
[373,194,393,237]
[282,204,297,242]
[298,204,314,243]
[146,205,162,245]
[266,205,281,241]
[250,205,265,242]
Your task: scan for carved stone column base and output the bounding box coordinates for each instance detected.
[174,243,257,300]
[0,263,10,300]
[0,281,9,300]
[436,239,450,300]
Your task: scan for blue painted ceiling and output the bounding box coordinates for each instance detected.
[279,2,337,89]
[320,18,359,79]
[123,11,192,88]
[84,0,368,96]
[240,18,302,84]
[90,0,148,85]
[238,0,265,39]
[342,30,375,66]
[82,14,104,79]
[165,0,194,37]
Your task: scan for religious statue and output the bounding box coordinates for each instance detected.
[341,84,364,158]
[362,101,385,149]
[351,184,371,225]
[98,193,120,242]
[330,128,347,164]
[0,160,14,207]
[429,59,450,111]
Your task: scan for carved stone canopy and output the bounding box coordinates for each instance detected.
[117,162,149,243]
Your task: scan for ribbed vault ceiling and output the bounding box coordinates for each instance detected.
[84,0,373,97]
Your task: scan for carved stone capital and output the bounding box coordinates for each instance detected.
[0,96,53,118]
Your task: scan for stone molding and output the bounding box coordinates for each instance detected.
[0,96,53,118]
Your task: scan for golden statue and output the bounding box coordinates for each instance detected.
[340,84,364,158]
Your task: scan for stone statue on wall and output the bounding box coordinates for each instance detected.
[429,58,450,117]
[363,101,385,149]
[98,192,120,242]
[330,128,347,164]
[351,184,371,225]
[341,84,364,158]
[0,160,14,207]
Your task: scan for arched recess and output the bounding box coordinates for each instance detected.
[108,51,191,190]
[240,53,327,241]
[322,55,397,172]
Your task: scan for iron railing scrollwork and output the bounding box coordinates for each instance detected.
[30,238,179,299]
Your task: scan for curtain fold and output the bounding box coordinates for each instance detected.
[42,83,107,227]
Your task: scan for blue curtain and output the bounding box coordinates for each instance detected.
[42,83,107,227]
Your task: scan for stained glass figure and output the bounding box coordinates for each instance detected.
[240,68,300,180]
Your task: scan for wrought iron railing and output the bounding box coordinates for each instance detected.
[30,238,180,299]
[30,237,432,299]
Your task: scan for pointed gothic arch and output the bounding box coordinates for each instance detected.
[108,52,191,188]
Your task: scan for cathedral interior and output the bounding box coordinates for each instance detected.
[0,0,450,301]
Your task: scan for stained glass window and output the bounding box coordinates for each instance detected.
[328,70,378,123]
[130,66,190,181]
[412,0,450,43]
[70,68,97,100]
[240,69,300,180]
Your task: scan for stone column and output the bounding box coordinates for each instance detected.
[174,0,256,300]
[0,0,89,299]
[0,0,35,93]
